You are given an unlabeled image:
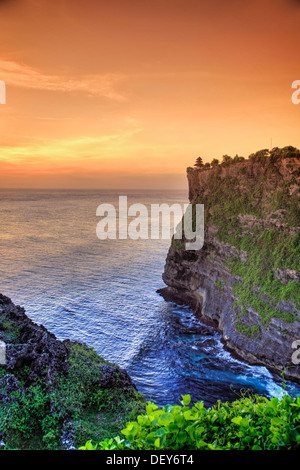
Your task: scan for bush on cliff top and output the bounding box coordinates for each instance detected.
[79,393,300,450]
[191,146,300,171]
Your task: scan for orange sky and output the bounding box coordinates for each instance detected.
[0,0,300,189]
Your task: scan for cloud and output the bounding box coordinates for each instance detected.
[0,59,127,100]
[0,127,143,169]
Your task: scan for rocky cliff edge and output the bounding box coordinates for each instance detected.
[159,147,300,384]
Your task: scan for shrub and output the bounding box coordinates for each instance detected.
[0,341,145,449]
[79,394,300,450]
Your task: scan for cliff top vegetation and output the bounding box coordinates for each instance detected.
[190,145,300,171]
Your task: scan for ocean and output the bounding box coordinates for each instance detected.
[0,188,299,406]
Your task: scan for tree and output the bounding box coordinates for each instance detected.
[193,157,204,168]
[249,149,269,160]
[233,154,245,163]
[270,146,300,161]
[211,158,219,167]
[222,154,232,165]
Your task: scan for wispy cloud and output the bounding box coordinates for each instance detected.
[0,59,127,100]
[0,127,143,169]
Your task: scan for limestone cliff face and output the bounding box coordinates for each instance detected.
[159,148,300,383]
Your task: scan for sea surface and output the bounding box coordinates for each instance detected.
[0,188,299,406]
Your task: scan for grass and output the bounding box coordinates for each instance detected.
[235,322,261,339]
[73,388,145,448]
[0,315,21,343]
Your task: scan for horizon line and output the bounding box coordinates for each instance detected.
[0,186,188,191]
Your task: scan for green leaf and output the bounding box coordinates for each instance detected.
[154,437,160,448]
[207,443,216,450]
[167,422,178,432]
[195,426,205,438]
[80,440,98,450]
[175,414,185,428]
[181,394,191,406]
[290,426,300,442]
[114,436,125,445]
[231,416,243,425]
[155,428,168,437]
[240,418,250,427]
[146,402,158,415]
[178,430,187,445]
[158,413,173,425]
[196,440,208,449]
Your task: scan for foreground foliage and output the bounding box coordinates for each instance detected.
[79,393,300,450]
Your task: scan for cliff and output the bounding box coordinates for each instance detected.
[0,294,143,449]
[159,147,300,384]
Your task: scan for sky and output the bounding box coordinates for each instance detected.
[0,0,299,189]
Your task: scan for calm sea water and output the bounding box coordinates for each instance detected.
[0,188,299,406]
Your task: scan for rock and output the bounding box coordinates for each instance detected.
[0,374,23,404]
[98,363,137,392]
[0,295,138,394]
[61,421,76,450]
[274,268,299,284]
[0,295,70,386]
